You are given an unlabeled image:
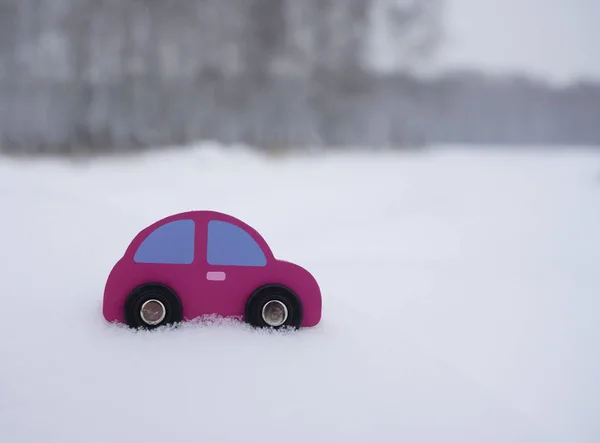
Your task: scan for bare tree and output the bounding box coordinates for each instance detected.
[242,0,286,78]
[0,0,448,153]
[364,0,444,73]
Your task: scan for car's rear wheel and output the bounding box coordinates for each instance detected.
[124,284,182,329]
[245,285,303,329]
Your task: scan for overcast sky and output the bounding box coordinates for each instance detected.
[432,0,600,83]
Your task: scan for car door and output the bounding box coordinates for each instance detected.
[199,219,269,318]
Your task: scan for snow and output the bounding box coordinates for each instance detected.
[1,144,599,443]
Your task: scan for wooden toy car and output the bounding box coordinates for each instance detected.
[102,210,322,330]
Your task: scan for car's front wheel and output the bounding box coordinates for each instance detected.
[245,285,303,329]
[124,284,183,329]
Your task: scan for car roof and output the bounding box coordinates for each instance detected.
[123,210,274,260]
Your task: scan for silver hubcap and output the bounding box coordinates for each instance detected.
[261,300,288,327]
[140,299,166,325]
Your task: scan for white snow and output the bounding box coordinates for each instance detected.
[1,144,599,443]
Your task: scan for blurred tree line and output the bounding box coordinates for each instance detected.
[0,0,598,154]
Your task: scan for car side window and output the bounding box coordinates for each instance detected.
[134,219,195,264]
[207,220,267,266]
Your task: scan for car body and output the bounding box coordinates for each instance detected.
[102,210,322,329]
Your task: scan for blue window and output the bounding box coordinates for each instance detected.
[207,220,266,266]
[134,219,195,264]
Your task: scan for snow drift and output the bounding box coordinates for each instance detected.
[1,144,599,443]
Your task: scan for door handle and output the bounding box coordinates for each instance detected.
[206,271,226,281]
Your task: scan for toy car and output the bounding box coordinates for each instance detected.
[102,210,322,330]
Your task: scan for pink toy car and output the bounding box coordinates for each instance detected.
[102,210,322,330]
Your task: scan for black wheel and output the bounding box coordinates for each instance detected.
[245,284,303,329]
[124,283,183,329]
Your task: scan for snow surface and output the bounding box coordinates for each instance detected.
[1,144,599,443]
